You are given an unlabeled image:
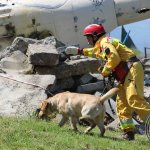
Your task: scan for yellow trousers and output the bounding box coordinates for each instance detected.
[116,61,150,131]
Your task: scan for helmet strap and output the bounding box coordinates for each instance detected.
[93,36,99,45]
[93,32,106,44]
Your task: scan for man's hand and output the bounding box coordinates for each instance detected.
[97,66,104,73]
[65,46,80,55]
[98,66,111,77]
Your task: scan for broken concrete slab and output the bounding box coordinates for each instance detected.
[144,60,150,67]
[9,36,64,54]
[0,50,33,74]
[0,37,38,60]
[0,36,65,60]
[0,74,56,89]
[144,86,150,104]
[144,60,150,75]
[35,57,100,79]
[145,70,150,75]
[28,44,59,66]
[90,73,103,80]
[78,73,95,85]
[48,77,75,94]
[41,36,65,48]
[76,81,104,93]
[0,74,56,116]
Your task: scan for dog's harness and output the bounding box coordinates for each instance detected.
[112,56,140,84]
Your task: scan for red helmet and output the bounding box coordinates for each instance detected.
[83,24,106,37]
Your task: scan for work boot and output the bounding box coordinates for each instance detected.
[123,131,135,141]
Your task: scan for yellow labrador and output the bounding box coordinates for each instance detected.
[38,87,119,136]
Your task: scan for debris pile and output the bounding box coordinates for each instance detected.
[0,36,102,116]
[0,36,149,133]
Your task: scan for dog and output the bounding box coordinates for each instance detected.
[38,87,119,136]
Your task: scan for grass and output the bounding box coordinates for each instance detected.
[0,116,149,150]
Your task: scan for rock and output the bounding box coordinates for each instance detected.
[78,73,95,85]
[90,73,103,80]
[144,86,150,104]
[48,77,75,94]
[0,74,56,116]
[144,60,150,66]
[35,57,99,79]
[0,50,33,74]
[76,81,104,93]
[144,75,150,86]
[144,59,150,75]
[9,36,64,54]
[40,36,65,48]
[28,44,59,66]
[10,36,37,54]
[0,36,65,60]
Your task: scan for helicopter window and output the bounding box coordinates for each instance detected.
[0,3,7,7]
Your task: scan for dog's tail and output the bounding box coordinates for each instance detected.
[98,87,119,103]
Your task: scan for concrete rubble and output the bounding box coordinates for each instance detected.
[0,36,100,116]
[28,44,59,66]
[0,74,56,116]
[35,57,99,79]
[0,36,149,133]
[0,50,33,74]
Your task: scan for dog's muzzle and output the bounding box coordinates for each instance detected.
[35,108,47,119]
[35,108,41,117]
[38,111,44,118]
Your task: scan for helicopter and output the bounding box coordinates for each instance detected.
[0,0,150,50]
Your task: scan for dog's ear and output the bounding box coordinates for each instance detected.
[41,100,49,110]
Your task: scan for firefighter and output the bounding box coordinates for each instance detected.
[65,24,150,141]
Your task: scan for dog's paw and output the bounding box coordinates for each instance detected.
[99,129,105,137]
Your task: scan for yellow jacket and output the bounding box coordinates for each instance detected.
[83,36,136,76]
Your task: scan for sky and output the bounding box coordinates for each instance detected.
[110,19,150,54]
